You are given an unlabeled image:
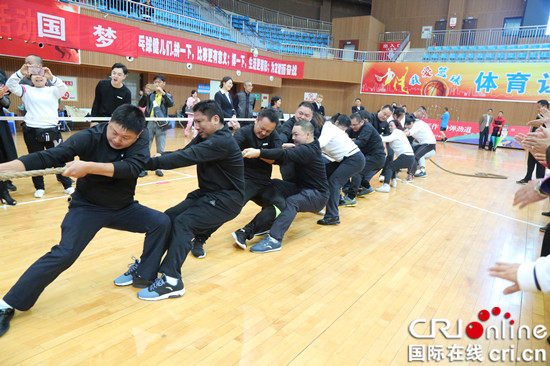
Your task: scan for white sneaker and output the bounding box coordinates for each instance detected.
[34,189,45,198]
[414,169,422,175]
[376,184,390,193]
[316,209,325,216]
[64,187,75,195]
[379,175,385,182]
[391,179,397,188]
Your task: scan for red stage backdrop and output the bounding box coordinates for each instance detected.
[1,0,305,78]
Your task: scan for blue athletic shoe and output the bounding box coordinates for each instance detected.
[250,234,282,253]
[114,257,140,287]
[137,275,185,301]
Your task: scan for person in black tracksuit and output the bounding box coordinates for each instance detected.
[343,113,386,199]
[0,105,171,336]
[242,120,329,253]
[361,107,393,180]
[136,100,245,301]
[231,109,286,249]
[279,101,320,144]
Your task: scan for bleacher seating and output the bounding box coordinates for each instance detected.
[424,43,550,63]
[231,14,331,53]
[73,0,236,43]
[64,0,331,54]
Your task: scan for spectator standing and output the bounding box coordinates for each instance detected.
[183,89,200,137]
[138,74,174,177]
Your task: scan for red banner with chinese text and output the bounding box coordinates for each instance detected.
[1,0,137,57]
[2,0,305,79]
[361,62,550,102]
[378,42,401,61]
[136,30,304,79]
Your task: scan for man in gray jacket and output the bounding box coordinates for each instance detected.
[235,81,255,126]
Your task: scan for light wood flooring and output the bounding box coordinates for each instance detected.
[1,128,549,365]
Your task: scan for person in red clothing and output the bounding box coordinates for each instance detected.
[488,110,505,151]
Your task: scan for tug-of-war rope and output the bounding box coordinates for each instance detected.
[0,168,66,181]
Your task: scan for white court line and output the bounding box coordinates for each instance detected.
[0,175,197,208]
[398,179,540,228]
[163,170,194,177]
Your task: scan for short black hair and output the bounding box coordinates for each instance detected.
[193,100,225,125]
[270,96,281,106]
[153,74,166,82]
[294,119,314,134]
[417,106,427,112]
[444,107,448,111]
[298,101,315,113]
[112,63,128,75]
[330,112,341,124]
[258,108,279,124]
[336,114,351,128]
[350,112,362,122]
[111,104,146,134]
[382,104,394,112]
[538,99,549,108]
[355,98,361,102]
[358,110,370,122]
[488,108,493,111]
[191,89,197,95]
[393,107,406,119]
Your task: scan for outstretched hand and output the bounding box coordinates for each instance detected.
[488,262,521,294]
[513,179,547,208]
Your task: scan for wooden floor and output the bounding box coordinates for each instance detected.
[1,128,549,365]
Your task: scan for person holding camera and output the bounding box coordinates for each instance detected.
[6,61,74,198]
[138,74,174,177]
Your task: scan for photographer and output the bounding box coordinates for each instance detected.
[6,61,74,198]
[138,74,174,177]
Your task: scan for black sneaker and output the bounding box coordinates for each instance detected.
[155,169,164,177]
[542,212,550,217]
[516,179,529,185]
[317,217,341,225]
[138,170,148,178]
[191,239,206,258]
[232,229,248,250]
[0,307,15,337]
[137,275,185,301]
[6,181,16,192]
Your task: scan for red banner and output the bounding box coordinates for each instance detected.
[2,0,137,57]
[136,30,304,79]
[2,0,304,79]
[378,42,401,61]
[361,62,550,102]
[423,118,528,148]
[0,38,81,64]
